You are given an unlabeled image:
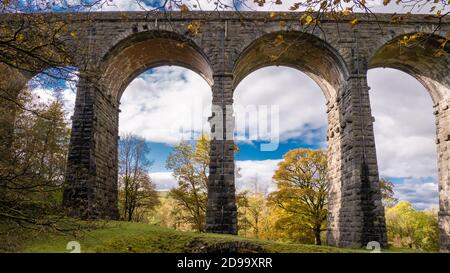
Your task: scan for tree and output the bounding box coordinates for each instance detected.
[148,192,192,231]
[385,201,439,251]
[0,89,72,250]
[237,190,267,238]
[166,134,209,232]
[379,178,398,208]
[118,133,159,222]
[269,148,328,245]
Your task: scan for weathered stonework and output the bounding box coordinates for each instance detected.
[1,11,449,250]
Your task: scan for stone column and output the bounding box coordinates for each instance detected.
[436,98,450,252]
[63,73,119,219]
[205,73,237,234]
[327,73,387,248]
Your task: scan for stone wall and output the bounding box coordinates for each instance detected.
[436,98,450,252]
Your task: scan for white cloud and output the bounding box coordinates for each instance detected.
[31,87,76,121]
[119,66,212,144]
[393,178,439,210]
[234,66,327,144]
[149,159,281,193]
[235,159,281,193]
[368,68,437,179]
[149,159,281,194]
[367,68,439,209]
[84,0,441,13]
[91,0,235,11]
[120,66,328,146]
[216,0,437,13]
[93,0,157,11]
[149,171,177,191]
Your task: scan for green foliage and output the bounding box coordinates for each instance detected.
[23,220,365,253]
[237,191,270,239]
[0,90,71,250]
[385,201,439,251]
[379,178,398,208]
[166,134,209,232]
[268,149,328,245]
[148,192,192,231]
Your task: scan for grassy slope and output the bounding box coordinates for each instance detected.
[23,221,364,253]
[22,221,425,253]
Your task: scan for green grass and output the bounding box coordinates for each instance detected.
[21,221,427,253]
[22,221,361,253]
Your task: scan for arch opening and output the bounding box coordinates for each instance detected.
[230,32,351,244]
[0,66,77,230]
[232,65,328,243]
[100,31,214,102]
[232,31,350,101]
[368,67,440,250]
[116,65,212,224]
[368,33,450,251]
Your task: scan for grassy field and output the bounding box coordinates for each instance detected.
[21,221,361,253]
[19,221,427,253]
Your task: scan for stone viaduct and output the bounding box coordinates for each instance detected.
[0,11,449,250]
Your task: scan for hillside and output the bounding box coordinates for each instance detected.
[23,221,366,253]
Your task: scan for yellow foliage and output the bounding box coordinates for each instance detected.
[16,33,25,42]
[434,49,445,57]
[269,149,328,245]
[180,4,189,12]
[187,21,200,35]
[274,34,284,46]
[305,15,313,25]
[255,0,266,7]
[385,201,439,251]
[342,9,351,16]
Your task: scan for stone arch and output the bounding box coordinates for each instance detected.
[0,64,79,157]
[99,30,214,102]
[368,32,450,104]
[230,31,389,248]
[64,30,215,220]
[368,32,450,251]
[232,31,350,101]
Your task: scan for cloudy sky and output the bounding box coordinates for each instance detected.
[28,0,444,210]
[118,66,439,210]
[32,64,439,211]
[87,0,442,13]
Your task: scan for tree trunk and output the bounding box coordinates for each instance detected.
[314,227,322,245]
